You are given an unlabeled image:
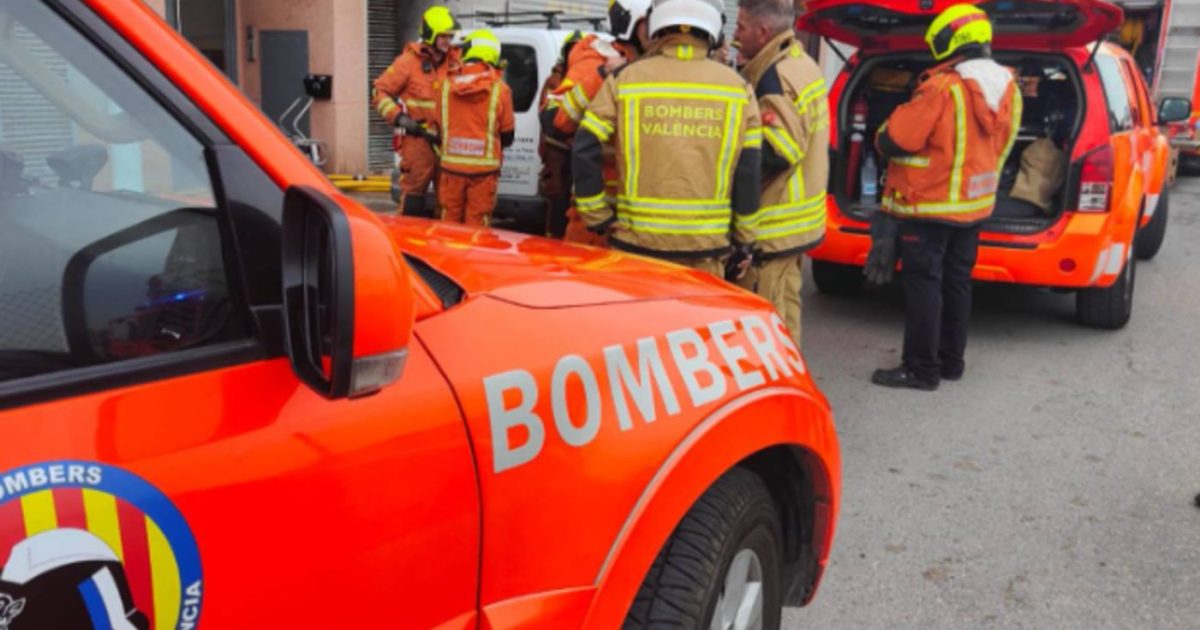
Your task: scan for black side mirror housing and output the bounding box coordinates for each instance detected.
[1158,97,1192,125]
[281,185,355,399]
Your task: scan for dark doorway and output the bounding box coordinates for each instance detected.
[260,30,311,137]
[168,0,238,82]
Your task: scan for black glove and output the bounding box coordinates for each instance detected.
[863,211,899,285]
[724,242,754,282]
[395,114,421,133]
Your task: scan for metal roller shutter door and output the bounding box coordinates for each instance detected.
[367,0,400,173]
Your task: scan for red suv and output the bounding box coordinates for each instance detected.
[798,0,1191,329]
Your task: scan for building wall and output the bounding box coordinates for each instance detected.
[144,0,369,175]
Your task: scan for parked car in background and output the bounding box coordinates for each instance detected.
[798,0,1192,329]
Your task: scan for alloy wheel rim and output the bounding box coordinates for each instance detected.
[710,548,765,630]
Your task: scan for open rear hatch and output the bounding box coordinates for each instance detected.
[797,0,1124,52]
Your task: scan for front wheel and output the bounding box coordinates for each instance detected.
[1077,241,1136,329]
[624,468,783,630]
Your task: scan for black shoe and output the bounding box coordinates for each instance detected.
[940,367,963,381]
[871,366,939,391]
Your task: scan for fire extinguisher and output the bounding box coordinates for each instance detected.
[845,94,868,198]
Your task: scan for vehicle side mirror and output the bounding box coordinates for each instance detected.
[1158,97,1192,124]
[282,186,414,399]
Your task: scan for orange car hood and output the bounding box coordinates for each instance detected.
[381,216,734,308]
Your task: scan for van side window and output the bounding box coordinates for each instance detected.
[0,2,249,383]
[501,44,538,113]
[1096,56,1134,132]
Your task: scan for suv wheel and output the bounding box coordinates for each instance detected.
[624,468,783,630]
[1077,241,1136,329]
[811,260,865,295]
[1135,188,1169,260]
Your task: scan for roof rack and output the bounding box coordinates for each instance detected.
[458,10,606,31]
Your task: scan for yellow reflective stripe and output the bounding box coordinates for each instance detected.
[406,98,436,109]
[625,97,641,196]
[751,193,826,225]
[743,126,763,149]
[442,155,502,167]
[561,91,584,121]
[570,84,590,108]
[794,80,827,112]
[882,194,996,215]
[618,217,730,234]
[756,212,826,239]
[618,82,749,102]
[764,126,802,165]
[440,81,450,154]
[999,89,1023,169]
[581,111,614,141]
[378,99,399,118]
[576,191,608,211]
[676,44,694,60]
[892,155,931,168]
[714,101,742,199]
[949,83,967,203]
[618,196,730,208]
[486,82,500,159]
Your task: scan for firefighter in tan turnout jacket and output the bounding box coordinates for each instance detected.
[571,0,762,278]
[734,0,829,348]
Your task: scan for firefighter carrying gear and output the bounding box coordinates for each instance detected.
[433,31,515,226]
[539,50,572,237]
[872,5,1018,390]
[540,34,639,245]
[925,4,993,62]
[571,31,762,265]
[372,8,461,218]
[876,57,1022,225]
[735,31,829,349]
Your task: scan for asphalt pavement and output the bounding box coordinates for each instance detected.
[785,177,1200,629]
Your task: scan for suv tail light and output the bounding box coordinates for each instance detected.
[1077,145,1113,212]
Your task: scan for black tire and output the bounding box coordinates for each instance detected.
[1135,188,1168,260]
[624,468,783,630]
[1077,240,1136,329]
[811,259,865,295]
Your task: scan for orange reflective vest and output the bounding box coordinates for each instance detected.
[434,62,515,176]
[372,43,460,125]
[551,35,636,137]
[877,59,1022,225]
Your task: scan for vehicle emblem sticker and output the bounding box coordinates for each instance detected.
[0,462,203,629]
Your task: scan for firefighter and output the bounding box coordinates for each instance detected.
[866,4,1022,390]
[371,6,461,218]
[572,0,762,277]
[538,31,584,238]
[733,0,829,349]
[432,30,516,226]
[541,0,653,245]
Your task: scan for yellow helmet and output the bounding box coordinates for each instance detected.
[925,4,992,61]
[421,6,461,45]
[463,30,502,66]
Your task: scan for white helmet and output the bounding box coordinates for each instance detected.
[648,0,725,45]
[608,0,652,42]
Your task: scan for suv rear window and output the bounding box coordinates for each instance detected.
[1096,56,1134,132]
[501,44,537,113]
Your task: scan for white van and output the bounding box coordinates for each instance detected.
[391,26,592,231]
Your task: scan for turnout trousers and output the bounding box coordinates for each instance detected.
[899,221,981,381]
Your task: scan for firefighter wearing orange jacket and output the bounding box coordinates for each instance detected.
[572,0,762,277]
[866,5,1022,391]
[432,30,516,226]
[733,0,829,350]
[540,0,652,245]
[371,6,461,218]
[538,31,583,238]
